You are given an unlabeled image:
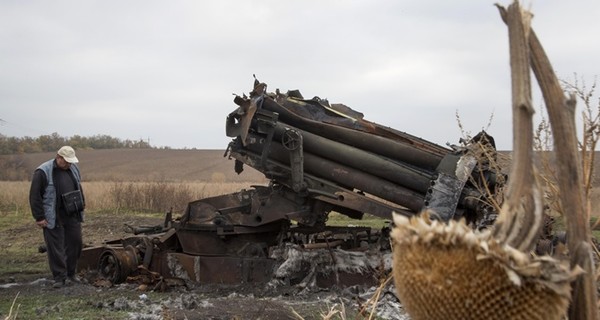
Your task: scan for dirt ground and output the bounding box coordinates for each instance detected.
[0,213,408,320]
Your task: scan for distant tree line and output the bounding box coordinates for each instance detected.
[0,132,156,155]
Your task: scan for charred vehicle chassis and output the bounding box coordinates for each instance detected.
[78,78,503,288]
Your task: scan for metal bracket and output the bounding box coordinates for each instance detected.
[424,153,477,221]
[282,128,306,192]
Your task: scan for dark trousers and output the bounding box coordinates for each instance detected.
[43,217,82,281]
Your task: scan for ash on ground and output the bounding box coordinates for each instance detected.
[1,244,409,319]
[124,244,410,319]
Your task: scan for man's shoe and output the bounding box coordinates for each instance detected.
[52,280,65,288]
[66,275,82,285]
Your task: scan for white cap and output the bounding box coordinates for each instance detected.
[57,146,79,164]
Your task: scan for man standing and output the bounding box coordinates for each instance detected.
[29,146,85,288]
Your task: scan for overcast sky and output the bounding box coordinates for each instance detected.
[1,1,599,150]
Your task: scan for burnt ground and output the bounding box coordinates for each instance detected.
[0,213,408,320]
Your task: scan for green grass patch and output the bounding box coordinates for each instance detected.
[0,290,173,320]
[0,210,169,283]
[0,211,31,230]
[0,249,47,278]
[0,212,48,279]
[327,212,390,229]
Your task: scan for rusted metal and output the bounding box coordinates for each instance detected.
[78,246,105,271]
[240,135,426,215]
[99,246,140,283]
[249,95,449,170]
[78,78,504,289]
[272,123,433,194]
[165,253,275,284]
[316,271,377,288]
[301,240,345,249]
[227,82,501,223]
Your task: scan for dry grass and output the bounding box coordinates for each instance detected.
[3,292,20,320]
[0,181,262,216]
[0,149,268,216]
[0,181,29,215]
[99,181,258,213]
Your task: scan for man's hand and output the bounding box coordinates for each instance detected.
[36,219,48,228]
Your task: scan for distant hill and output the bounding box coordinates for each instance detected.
[4,149,267,182]
[3,149,600,188]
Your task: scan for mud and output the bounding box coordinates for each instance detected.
[0,275,408,319]
[0,213,409,319]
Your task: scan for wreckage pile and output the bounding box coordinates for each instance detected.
[77,78,504,312]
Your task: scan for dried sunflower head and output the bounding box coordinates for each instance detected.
[391,212,579,320]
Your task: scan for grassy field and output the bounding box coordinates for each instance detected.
[0,149,277,319]
[0,149,268,182]
[0,179,281,282]
[1,148,600,319]
[0,179,387,319]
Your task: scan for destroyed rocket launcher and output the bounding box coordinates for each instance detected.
[76,78,505,287]
[225,78,502,226]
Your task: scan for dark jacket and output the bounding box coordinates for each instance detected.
[29,159,84,229]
